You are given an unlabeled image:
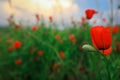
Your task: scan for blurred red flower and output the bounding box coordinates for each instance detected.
[14,41,22,49]
[90,26,112,56]
[59,51,65,59]
[69,34,76,44]
[15,59,22,65]
[115,42,120,52]
[8,46,14,52]
[53,64,59,70]
[85,9,98,19]
[35,14,40,21]
[69,34,75,40]
[35,57,40,61]
[81,17,86,24]
[55,35,63,43]
[79,46,83,51]
[112,26,119,34]
[102,18,106,22]
[32,25,37,31]
[38,50,43,56]
[55,35,61,40]
[49,16,53,23]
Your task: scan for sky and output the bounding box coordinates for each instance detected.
[0,0,120,27]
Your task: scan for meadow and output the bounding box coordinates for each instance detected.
[0,20,120,80]
[0,0,120,80]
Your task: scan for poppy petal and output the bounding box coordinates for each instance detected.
[90,26,104,49]
[99,47,112,56]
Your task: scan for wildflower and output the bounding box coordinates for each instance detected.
[15,59,22,65]
[115,42,120,52]
[69,34,76,44]
[35,14,40,21]
[55,35,61,40]
[81,17,86,24]
[112,26,119,34]
[90,26,112,56]
[85,9,98,19]
[55,35,63,43]
[38,50,43,56]
[8,46,14,52]
[49,16,53,23]
[53,64,59,70]
[32,25,37,31]
[59,51,65,59]
[14,41,21,49]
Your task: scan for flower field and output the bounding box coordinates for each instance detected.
[0,21,120,80]
[0,0,120,80]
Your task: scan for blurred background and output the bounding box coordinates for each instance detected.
[0,0,120,80]
[0,0,120,28]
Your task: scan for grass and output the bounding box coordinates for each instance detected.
[0,23,120,80]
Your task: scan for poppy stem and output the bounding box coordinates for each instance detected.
[102,55,112,80]
[110,0,114,27]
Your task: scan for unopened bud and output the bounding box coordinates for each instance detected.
[82,44,96,52]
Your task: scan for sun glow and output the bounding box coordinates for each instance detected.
[29,0,73,17]
[32,0,72,10]
[3,0,78,25]
[7,0,74,16]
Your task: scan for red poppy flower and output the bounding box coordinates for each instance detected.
[55,35,61,40]
[115,42,120,52]
[15,59,22,65]
[59,51,65,59]
[14,41,21,49]
[49,16,53,23]
[112,26,119,34]
[32,25,37,31]
[69,34,76,44]
[38,50,43,56]
[81,17,86,24]
[85,9,98,19]
[8,46,14,52]
[69,34,75,40]
[90,26,112,56]
[53,64,59,70]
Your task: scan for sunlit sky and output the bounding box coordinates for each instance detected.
[0,0,120,27]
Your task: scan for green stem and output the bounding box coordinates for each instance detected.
[110,0,114,27]
[104,56,111,80]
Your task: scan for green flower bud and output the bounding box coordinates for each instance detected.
[82,44,97,52]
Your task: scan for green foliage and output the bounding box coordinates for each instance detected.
[0,24,120,80]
